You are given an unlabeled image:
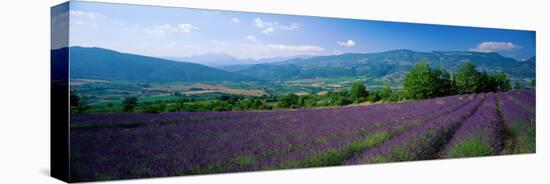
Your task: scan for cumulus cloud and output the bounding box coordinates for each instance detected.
[280,22,300,30]
[144,23,199,36]
[337,40,355,47]
[177,24,199,32]
[253,18,268,28]
[253,17,300,34]
[231,17,240,24]
[470,41,521,52]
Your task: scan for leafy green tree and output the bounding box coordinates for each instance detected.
[326,92,351,106]
[378,85,393,101]
[367,91,381,102]
[492,71,511,91]
[437,69,453,96]
[141,102,162,113]
[531,79,536,87]
[349,81,368,103]
[513,81,523,90]
[404,62,441,99]
[277,94,299,108]
[335,96,351,106]
[122,97,138,112]
[453,62,482,94]
[478,72,495,92]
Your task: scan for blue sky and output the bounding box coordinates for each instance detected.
[57,1,535,61]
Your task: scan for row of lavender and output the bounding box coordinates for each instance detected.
[496,91,536,154]
[442,93,501,158]
[70,94,473,181]
[344,91,535,165]
[69,91,534,181]
[343,94,484,164]
[255,94,476,170]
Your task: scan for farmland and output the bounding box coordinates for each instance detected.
[70,77,363,109]
[70,90,535,182]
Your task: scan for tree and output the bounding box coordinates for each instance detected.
[531,79,536,87]
[327,92,351,106]
[335,96,351,106]
[404,62,441,99]
[378,85,393,101]
[107,102,114,112]
[436,67,453,96]
[122,97,138,112]
[513,81,522,90]
[367,91,381,102]
[492,71,511,91]
[277,94,299,108]
[70,93,89,113]
[349,81,368,103]
[453,62,482,94]
[478,72,496,92]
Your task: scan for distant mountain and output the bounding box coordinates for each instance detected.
[67,47,256,82]
[63,47,535,84]
[251,55,313,64]
[166,53,312,68]
[165,53,244,67]
[217,55,312,72]
[234,49,535,81]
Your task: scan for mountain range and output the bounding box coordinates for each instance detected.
[230,49,535,81]
[164,53,310,67]
[64,47,255,82]
[59,47,535,83]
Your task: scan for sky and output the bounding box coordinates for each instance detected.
[53,1,536,61]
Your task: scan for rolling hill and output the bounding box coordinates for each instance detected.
[59,47,535,84]
[232,49,535,81]
[66,47,256,82]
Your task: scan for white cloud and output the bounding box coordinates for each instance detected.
[470,41,521,52]
[280,23,300,30]
[69,10,106,20]
[143,23,199,36]
[245,35,259,43]
[66,10,106,30]
[263,27,275,34]
[231,17,240,24]
[177,24,199,33]
[253,18,267,28]
[253,17,299,34]
[337,40,356,47]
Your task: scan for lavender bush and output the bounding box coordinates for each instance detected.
[69,91,535,182]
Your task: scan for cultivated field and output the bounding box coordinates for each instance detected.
[69,91,535,181]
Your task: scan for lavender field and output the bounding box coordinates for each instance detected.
[69,91,535,182]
